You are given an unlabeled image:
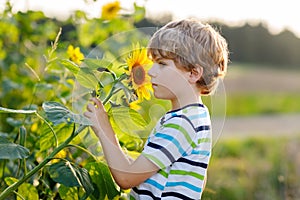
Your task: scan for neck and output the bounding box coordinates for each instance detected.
[171,95,202,110]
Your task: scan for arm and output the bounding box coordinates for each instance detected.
[84,98,159,189]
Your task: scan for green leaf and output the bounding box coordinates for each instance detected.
[83,58,113,71]
[133,3,146,22]
[48,161,80,187]
[114,81,132,101]
[109,107,147,135]
[85,162,119,200]
[4,177,18,186]
[0,137,30,159]
[49,161,94,198]
[39,123,73,152]
[97,71,115,86]
[6,117,23,127]
[0,106,36,114]
[61,59,80,74]
[17,182,39,200]
[42,101,92,126]
[95,71,115,100]
[58,185,79,200]
[5,177,39,200]
[108,107,147,151]
[76,166,94,199]
[76,67,99,89]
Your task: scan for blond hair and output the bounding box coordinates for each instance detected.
[148,19,229,95]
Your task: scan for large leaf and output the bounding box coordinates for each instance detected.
[76,67,99,89]
[83,58,113,71]
[0,137,30,159]
[49,161,79,187]
[49,161,94,198]
[109,107,147,135]
[108,107,147,151]
[42,101,92,126]
[39,123,73,152]
[85,162,119,200]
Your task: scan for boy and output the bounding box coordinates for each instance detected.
[84,19,228,199]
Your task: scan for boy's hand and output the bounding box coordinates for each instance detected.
[84,99,159,189]
[84,98,111,134]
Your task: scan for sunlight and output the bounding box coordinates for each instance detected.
[1,0,299,37]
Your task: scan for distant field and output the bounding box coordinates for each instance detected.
[224,63,300,94]
[203,64,300,116]
[202,135,300,200]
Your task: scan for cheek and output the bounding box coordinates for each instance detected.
[159,71,187,91]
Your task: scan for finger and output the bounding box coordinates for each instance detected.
[90,98,104,110]
[83,111,91,118]
[86,103,95,112]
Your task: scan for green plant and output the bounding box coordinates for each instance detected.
[0,2,160,199]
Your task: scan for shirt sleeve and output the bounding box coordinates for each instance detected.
[141,116,197,169]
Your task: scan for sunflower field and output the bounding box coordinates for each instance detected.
[0,1,170,199]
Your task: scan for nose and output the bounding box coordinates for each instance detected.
[148,63,157,78]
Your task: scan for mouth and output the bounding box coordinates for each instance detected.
[151,83,158,87]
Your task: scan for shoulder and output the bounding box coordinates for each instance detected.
[162,104,210,129]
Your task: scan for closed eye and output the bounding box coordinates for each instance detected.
[158,61,167,66]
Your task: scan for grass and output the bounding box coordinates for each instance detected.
[202,93,300,117]
[225,93,300,116]
[202,136,300,200]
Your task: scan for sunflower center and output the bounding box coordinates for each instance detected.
[132,65,146,86]
[108,5,118,13]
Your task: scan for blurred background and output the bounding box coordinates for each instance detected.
[0,0,299,199]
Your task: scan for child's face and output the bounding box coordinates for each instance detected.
[148,58,191,102]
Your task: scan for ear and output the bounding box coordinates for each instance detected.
[188,65,203,84]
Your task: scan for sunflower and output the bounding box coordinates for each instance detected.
[126,44,153,101]
[67,45,84,65]
[101,1,121,20]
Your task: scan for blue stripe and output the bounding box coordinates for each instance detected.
[166,181,202,193]
[191,149,210,156]
[145,179,164,190]
[189,112,207,120]
[156,133,186,156]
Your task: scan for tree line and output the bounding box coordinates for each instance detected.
[136,18,300,69]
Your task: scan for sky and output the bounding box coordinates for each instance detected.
[1,0,300,37]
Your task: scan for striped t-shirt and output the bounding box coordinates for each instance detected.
[130,103,212,200]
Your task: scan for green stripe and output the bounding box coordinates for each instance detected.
[159,169,168,178]
[170,169,204,180]
[163,123,197,148]
[142,153,165,169]
[198,137,211,144]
